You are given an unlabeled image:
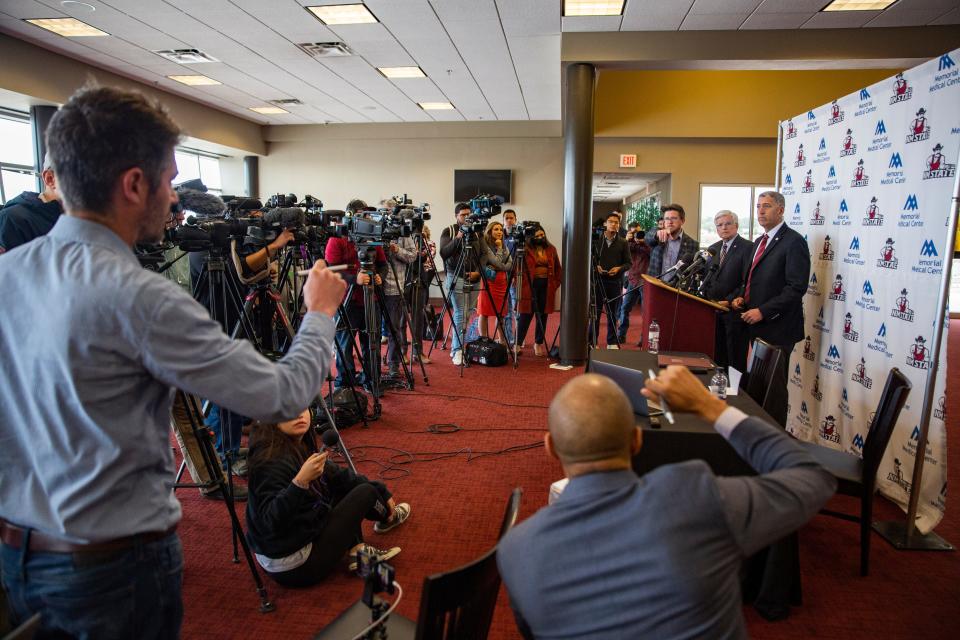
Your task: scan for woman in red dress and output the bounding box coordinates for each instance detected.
[478,221,513,341]
[517,226,562,356]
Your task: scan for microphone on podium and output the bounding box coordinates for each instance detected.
[658,260,686,285]
[679,248,717,280]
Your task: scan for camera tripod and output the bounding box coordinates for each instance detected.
[381,240,429,387]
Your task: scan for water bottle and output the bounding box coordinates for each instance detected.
[648,319,660,354]
[709,369,729,399]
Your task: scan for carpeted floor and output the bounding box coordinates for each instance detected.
[176,316,959,639]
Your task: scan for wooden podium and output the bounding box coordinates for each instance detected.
[639,274,727,359]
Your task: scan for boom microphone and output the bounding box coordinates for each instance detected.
[176,188,226,219]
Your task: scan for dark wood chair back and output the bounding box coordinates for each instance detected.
[498,488,522,540]
[744,338,782,411]
[861,368,911,489]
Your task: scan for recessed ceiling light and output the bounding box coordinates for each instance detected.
[249,106,289,115]
[418,102,454,110]
[25,17,108,37]
[563,0,625,17]
[60,1,96,12]
[306,4,378,25]
[167,75,221,86]
[821,0,897,10]
[378,66,426,79]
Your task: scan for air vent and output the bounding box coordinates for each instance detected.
[270,99,303,106]
[154,48,219,64]
[297,42,354,58]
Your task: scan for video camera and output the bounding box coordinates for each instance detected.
[390,193,431,234]
[507,220,542,243]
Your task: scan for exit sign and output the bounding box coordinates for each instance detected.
[619,154,637,168]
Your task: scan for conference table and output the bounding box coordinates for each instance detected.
[587,348,802,621]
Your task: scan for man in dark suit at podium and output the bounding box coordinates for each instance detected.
[702,210,753,371]
[732,191,810,426]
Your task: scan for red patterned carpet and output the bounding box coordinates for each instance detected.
[176,317,959,639]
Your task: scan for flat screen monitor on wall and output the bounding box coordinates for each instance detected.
[454,169,512,203]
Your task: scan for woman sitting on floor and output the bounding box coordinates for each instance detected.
[245,408,411,586]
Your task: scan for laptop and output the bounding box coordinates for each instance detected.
[587,358,650,416]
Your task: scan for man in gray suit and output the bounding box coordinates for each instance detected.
[497,369,836,639]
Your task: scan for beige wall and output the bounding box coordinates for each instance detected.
[258,123,565,249]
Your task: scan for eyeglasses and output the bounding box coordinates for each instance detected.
[663,216,681,222]
[716,222,736,228]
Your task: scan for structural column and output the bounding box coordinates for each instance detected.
[559,63,597,365]
[243,155,259,198]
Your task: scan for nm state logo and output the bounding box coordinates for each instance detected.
[807,273,822,296]
[795,144,806,167]
[907,335,932,370]
[934,395,945,421]
[801,169,815,193]
[863,196,883,226]
[869,322,891,358]
[851,159,869,187]
[876,238,898,269]
[802,335,816,361]
[842,312,859,343]
[819,415,841,444]
[843,236,864,266]
[828,274,846,301]
[891,288,915,322]
[828,100,844,125]
[821,343,843,374]
[888,457,912,493]
[809,200,825,225]
[791,362,805,386]
[819,235,835,261]
[811,374,823,401]
[923,143,957,180]
[890,72,912,104]
[840,129,857,157]
[852,357,873,389]
[906,107,930,143]
[785,119,797,138]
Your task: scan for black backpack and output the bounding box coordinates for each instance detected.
[324,388,368,428]
[465,337,508,367]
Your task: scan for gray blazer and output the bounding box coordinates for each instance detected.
[497,416,836,640]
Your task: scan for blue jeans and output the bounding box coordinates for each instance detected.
[591,278,623,346]
[503,283,517,345]
[335,301,374,388]
[0,532,183,639]
[617,282,643,342]
[445,272,479,356]
[205,403,245,461]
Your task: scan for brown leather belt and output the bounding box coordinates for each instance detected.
[0,518,177,554]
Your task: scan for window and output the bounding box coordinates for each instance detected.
[699,185,774,246]
[0,111,37,205]
[174,148,222,194]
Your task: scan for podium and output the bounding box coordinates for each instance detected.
[639,274,727,359]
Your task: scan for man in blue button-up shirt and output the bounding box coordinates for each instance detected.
[0,86,346,639]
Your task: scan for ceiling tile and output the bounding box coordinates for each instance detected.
[561,16,623,32]
[801,10,884,28]
[680,14,751,30]
[496,0,560,36]
[754,0,839,13]
[865,8,954,27]
[929,7,960,23]
[690,0,763,14]
[621,0,694,31]
[0,0,67,20]
[740,12,815,29]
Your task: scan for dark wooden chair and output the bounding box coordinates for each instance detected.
[315,488,523,640]
[742,338,782,416]
[798,368,911,576]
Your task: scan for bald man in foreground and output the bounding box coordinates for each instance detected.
[497,368,836,639]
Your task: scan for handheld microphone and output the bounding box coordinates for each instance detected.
[320,429,340,452]
[658,260,685,284]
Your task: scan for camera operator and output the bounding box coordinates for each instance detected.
[324,199,387,393]
[381,201,418,377]
[591,212,631,348]
[408,224,436,364]
[245,407,410,587]
[439,202,484,365]
[616,221,651,345]
[0,85,346,639]
[500,209,519,347]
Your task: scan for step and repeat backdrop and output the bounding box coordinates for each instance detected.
[779,49,959,533]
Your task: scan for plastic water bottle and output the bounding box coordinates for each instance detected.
[710,369,729,399]
[648,320,660,354]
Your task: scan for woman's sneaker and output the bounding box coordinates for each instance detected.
[349,544,401,572]
[374,503,411,534]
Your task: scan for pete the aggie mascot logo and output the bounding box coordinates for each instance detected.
[877,238,898,269]
[924,143,956,180]
[892,288,915,322]
[906,107,930,143]
[863,196,883,226]
[890,72,912,104]
[907,336,931,370]
[852,357,873,389]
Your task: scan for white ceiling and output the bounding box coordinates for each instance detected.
[593,172,665,202]
[0,0,957,126]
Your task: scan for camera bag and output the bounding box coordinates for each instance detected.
[465,337,507,367]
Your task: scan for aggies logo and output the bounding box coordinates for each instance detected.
[811,374,823,401]
[819,415,841,444]
[890,72,912,104]
[840,129,857,157]
[803,336,816,361]
[891,288,915,322]
[828,274,846,301]
[907,335,931,370]
[888,457,911,492]
[934,395,945,421]
[809,200,824,225]
[819,235,835,261]
[785,119,797,139]
[876,238,898,269]
[795,143,806,167]
[828,100,844,125]
[802,169,815,193]
[906,107,930,143]
[863,196,883,226]
[923,143,957,180]
[851,159,869,187]
[842,313,859,343]
[852,357,873,389]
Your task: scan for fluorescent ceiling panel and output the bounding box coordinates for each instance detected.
[249,106,289,115]
[167,75,222,86]
[306,4,378,25]
[419,102,455,110]
[822,0,898,10]
[378,66,426,78]
[25,17,108,37]
[563,1,625,17]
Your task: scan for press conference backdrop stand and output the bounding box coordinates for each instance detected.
[639,274,727,358]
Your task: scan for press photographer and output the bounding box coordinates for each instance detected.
[379,198,418,378]
[591,212,631,349]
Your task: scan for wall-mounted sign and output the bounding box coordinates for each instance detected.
[619,154,637,168]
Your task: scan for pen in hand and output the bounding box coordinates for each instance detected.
[295,264,349,276]
[647,369,675,425]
